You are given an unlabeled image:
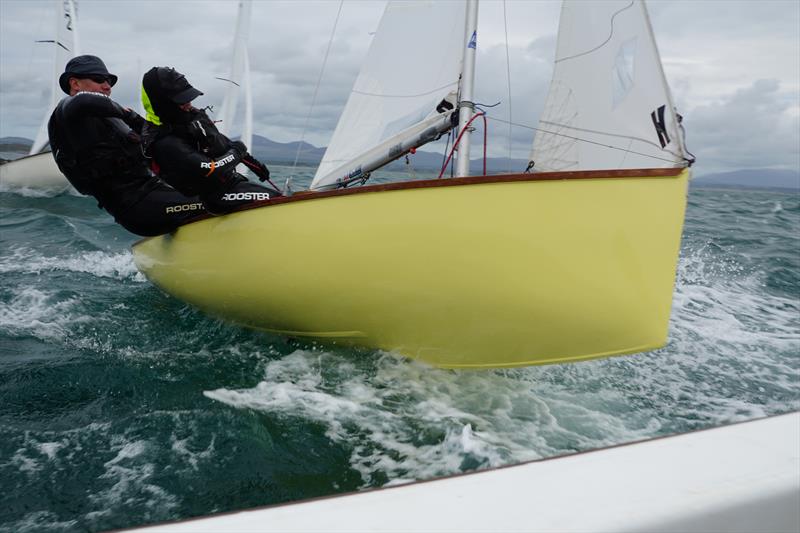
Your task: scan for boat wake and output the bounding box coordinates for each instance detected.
[203,237,799,488]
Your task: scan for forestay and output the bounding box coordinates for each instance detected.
[31,0,80,155]
[311,1,467,190]
[531,0,688,171]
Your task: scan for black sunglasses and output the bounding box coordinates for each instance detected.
[81,74,110,84]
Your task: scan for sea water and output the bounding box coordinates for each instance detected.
[1,166,798,532]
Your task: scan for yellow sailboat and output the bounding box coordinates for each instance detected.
[132,0,693,369]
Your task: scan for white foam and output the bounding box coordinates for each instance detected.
[204,350,660,486]
[2,510,78,533]
[0,184,67,197]
[89,437,179,518]
[0,246,144,281]
[0,287,84,341]
[171,433,217,472]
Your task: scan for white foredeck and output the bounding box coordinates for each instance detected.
[129,412,800,532]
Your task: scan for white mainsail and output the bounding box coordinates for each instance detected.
[531,0,687,171]
[311,1,468,190]
[30,0,80,155]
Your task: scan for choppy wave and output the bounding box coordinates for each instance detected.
[0,246,143,280]
[1,184,798,532]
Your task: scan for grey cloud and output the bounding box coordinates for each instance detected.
[688,78,800,172]
[1,0,798,176]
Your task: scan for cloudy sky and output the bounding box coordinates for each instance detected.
[1,0,798,175]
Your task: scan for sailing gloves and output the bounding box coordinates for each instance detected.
[242,154,271,182]
[230,140,248,158]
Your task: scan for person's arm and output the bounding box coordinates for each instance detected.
[154,135,246,182]
[62,91,143,131]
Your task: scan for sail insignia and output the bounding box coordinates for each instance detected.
[612,37,637,108]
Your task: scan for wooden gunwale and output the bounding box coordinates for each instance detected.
[263,167,683,207]
[135,167,685,245]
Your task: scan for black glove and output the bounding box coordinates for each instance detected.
[242,154,270,182]
[230,140,248,157]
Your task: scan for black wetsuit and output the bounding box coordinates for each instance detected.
[143,110,278,215]
[47,91,206,236]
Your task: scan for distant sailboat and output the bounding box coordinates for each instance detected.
[0,0,79,192]
[215,0,254,174]
[133,0,693,369]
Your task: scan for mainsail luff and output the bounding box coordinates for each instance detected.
[31,0,79,155]
[531,0,687,172]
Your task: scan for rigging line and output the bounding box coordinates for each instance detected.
[214,77,240,87]
[352,81,458,99]
[555,1,634,63]
[538,119,667,151]
[487,115,680,165]
[292,0,343,172]
[503,0,513,173]
[35,40,70,52]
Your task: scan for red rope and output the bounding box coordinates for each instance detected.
[437,111,488,179]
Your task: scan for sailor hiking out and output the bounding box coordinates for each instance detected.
[140,67,279,215]
[48,55,208,236]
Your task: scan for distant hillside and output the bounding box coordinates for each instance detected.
[250,135,325,166]
[0,136,33,154]
[692,169,800,191]
[16,135,795,188]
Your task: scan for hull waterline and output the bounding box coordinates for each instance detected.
[132,168,690,368]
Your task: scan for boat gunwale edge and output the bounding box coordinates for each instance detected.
[132,166,687,247]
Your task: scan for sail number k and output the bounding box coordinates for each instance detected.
[651,105,670,148]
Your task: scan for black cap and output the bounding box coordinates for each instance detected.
[142,67,203,105]
[59,55,118,94]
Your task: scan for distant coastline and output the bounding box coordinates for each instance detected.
[3,135,798,192]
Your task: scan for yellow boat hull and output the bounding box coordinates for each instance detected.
[132,168,689,368]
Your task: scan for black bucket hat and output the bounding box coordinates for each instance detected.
[59,55,118,94]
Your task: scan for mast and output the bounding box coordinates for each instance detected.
[455,0,479,178]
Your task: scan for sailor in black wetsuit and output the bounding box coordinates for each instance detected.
[47,55,207,236]
[140,67,279,215]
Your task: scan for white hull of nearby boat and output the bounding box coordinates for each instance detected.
[0,152,72,193]
[128,412,800,532]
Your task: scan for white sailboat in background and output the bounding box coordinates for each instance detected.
[134,0,693,369]
[0,0,79,192]
[1,0,255,193]
[215,0,254,174]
